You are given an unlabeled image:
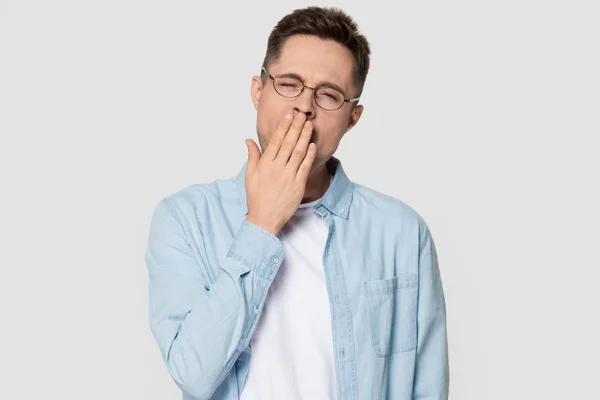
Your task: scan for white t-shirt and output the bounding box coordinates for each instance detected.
[239,194,338,400]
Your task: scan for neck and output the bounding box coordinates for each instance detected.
[301,161,332,204]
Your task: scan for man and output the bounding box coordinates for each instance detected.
[145,6,449,400]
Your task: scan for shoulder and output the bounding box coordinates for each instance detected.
[156,175,237,220]
[352,182,433,243]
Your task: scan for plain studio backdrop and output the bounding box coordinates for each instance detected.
[1,0,598,398]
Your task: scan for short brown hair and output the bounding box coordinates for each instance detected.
[261,6,371,97]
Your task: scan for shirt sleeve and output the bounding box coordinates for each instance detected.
[412,223,450,399]
[145,197,284,400]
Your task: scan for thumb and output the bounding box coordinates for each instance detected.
[245,139,260,172]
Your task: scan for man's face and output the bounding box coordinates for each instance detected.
[250,34,364,172]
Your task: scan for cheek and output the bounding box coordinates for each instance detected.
[257,98,285,133]
[316,118,347,145]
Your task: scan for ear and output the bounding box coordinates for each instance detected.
[344,104,364,133]
[250,75,263,110]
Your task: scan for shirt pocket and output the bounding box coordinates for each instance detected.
[362,273,418,357]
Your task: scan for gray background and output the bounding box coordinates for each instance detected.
[1,0,598,398]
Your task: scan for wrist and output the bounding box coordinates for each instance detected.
[245,215,280,236]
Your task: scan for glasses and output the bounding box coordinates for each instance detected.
[261,66,360,111]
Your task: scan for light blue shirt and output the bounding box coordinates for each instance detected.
[145,156,449,400]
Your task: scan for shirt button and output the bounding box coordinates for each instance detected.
[335,295,341,305]
[254,305,260,314]
[339,208,345,213]
[340,348,346,359]
[271,257,279,264]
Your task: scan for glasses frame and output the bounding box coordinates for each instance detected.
[261,66,360,111]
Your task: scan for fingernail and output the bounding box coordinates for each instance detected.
[285,113,293,121]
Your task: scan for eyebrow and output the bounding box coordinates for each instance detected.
[277,72,348,97]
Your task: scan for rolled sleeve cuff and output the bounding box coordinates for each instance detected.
[226,220,284,281]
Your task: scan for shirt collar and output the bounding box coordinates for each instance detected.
[234,155,354,219]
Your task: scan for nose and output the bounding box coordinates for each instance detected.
[293,86,316,119]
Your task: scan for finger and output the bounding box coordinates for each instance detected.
[295,142,317,183]
[263,113,295,160]
[275,112,306,164]
[245,139,261,173]
[286,120,313,171]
